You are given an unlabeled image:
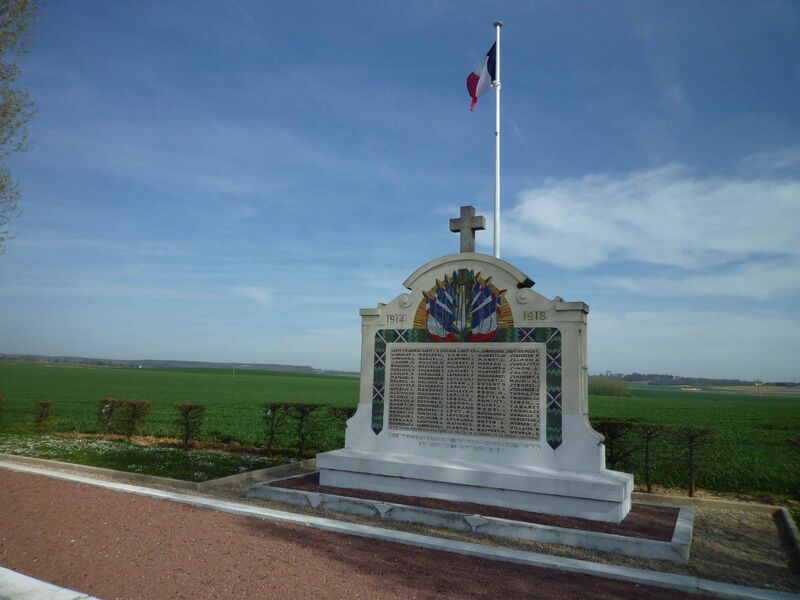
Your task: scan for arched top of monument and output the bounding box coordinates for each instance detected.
[403,252,535,291]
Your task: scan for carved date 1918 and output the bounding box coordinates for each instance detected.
[523,311,548,321]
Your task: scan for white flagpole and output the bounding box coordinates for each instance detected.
[493,20,502,259]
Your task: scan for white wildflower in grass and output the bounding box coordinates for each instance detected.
[0,432,283,482]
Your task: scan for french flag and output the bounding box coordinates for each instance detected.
[466,42,496,111]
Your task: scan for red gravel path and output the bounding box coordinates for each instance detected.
[0,469,695,599]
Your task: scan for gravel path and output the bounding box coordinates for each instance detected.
[0,469,696,599]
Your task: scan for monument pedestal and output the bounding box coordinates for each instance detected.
[318,449,632,523]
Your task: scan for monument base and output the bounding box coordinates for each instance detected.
[317,448,633,524]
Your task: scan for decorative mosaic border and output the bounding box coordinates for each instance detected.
[371,327,563,449]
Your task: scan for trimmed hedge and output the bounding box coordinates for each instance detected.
[262,403,358,458]
[592,420,718,497]
[34,400,52,432]
[175,403,206,449]
[97,398,151,438]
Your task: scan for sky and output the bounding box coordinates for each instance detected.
[0,1,798,380]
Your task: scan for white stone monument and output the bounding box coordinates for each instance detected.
[316,207,633,523]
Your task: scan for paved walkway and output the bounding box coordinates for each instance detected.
[0,467,700,600]
[0,566,98,600]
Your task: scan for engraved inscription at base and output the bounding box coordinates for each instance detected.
[386,343,543,440]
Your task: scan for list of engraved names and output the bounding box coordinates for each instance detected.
[386,343,542,439]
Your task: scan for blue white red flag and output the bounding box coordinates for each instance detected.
[466,42,497,111]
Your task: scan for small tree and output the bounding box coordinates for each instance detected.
[175,403,205,449]
[0,0,38,253]
[592,420,636,470]
[328,405,356,426]
[263,402,290,455]
[675,426,717,497]
[117,399,150,438]
[631,423,670,494]
[788,436,800,497]
[788,436,800,460]
[34,400,51,432]
[97,397,118,433]
[326,405,356,449]
[286,403,322,456]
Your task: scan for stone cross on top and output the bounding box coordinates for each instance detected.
[450,205,486,253]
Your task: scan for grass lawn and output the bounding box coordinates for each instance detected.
[0,433,285,482]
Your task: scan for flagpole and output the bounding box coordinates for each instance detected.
[493,20,502,259]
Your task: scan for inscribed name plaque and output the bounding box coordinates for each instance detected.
[386,343,544,440]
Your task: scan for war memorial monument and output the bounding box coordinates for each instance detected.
[315,206,633,523]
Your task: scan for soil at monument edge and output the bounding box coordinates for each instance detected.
[272,472,679,541]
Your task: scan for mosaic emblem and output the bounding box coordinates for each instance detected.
[414,269,513,342]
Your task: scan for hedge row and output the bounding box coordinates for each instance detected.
[12,397,357,458]
[13,397,794,498]
[262,402,355,456]
[591,420,717,497]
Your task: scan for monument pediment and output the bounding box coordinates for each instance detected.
[365,251,587,351]
[402,252,534,290]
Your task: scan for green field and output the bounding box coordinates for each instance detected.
[0,361,358,444]
[591,388,799,498]
[1,361,798,498]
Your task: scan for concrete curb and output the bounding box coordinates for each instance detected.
[196,459,314,490]
[779,507,800,559]
[0,453,201,490]
[247,474,694,563]
[0,453,307,493]
[633,491,780,514]
[0,566,98,600]
[2,460,798,600]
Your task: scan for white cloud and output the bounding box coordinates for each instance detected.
[602,257,800,300]
[738,146,800,173]
[236,286,271,305]
[0,282,223,301]
[634,20,693,121]
[590,309,800,381]
[504,165,800,270]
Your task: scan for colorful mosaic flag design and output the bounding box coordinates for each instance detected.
[418,269,513,343]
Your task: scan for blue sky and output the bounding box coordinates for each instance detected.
[1,1,799,380]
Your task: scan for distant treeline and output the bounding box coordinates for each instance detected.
[606,372,798,388]
[1,354,792,386]
[0,354,320,374]
[588,377,630,397]
[624,373,752,386]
